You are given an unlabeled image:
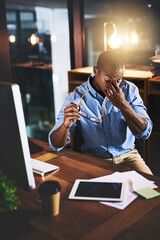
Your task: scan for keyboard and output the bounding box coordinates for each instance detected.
[31,158,59,176]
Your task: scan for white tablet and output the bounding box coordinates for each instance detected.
[69,179,127,202]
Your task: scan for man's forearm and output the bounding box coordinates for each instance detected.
[120,101,147,135]
[50,123,70,148]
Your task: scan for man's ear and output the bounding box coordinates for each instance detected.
[93,66,98,74]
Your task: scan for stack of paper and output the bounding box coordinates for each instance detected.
[91,170,158,210]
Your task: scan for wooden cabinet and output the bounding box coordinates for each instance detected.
[68,66,152,104]
[68,67,93,92]
[147,76,160,175]
[68,66,160,175]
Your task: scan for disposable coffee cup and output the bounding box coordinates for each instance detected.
[38,181,61,216]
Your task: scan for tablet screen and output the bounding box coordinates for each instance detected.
[69,180,126,202]
[75,182,122,198]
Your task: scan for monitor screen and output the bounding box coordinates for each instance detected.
[0,82,35,190]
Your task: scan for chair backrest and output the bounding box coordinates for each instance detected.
[135,138,144,158]
[70,126,83,152]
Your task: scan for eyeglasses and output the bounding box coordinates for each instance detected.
[78,88,107,123]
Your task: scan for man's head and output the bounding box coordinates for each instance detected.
[96,50,124,75]
[93,51,125,96]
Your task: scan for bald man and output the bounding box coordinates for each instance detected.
[49,51,153,175]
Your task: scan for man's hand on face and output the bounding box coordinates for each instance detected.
[106,81,127,109]
[63,103,81,129]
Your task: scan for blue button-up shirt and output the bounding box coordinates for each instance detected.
[49,74,152,157]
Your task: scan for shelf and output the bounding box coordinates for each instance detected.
[148,91,160,95]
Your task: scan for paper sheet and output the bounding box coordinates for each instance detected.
[91,170,158,210]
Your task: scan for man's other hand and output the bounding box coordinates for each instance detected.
[63,103,81,129]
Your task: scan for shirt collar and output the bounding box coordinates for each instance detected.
[87,74,104,102]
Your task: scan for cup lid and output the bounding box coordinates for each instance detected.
[38,181,61,195]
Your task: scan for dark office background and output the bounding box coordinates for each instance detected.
[0,0,159,174]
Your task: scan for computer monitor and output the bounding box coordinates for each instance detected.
[0,82,36,190]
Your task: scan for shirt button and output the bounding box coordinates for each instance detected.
[107,134,109,136]
[105,118,107,120]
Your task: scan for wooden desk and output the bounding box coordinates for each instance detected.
[68,65,153,106]
[11,62,52,70]
[1,138,160,240]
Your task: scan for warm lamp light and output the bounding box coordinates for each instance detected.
[131,30,138,44]
[104,21,139,50]
[108,31,121,49]
[29,33,39,46]
[104,21,121,50]
[104,22,108,51]
[9,35,16,43]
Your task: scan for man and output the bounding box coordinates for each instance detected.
[49,51,153,174]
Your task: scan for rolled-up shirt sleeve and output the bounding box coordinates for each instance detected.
[48,118,65,151]
[129,84,153,139]
[48,93,80,151]
[134,120,152,139]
